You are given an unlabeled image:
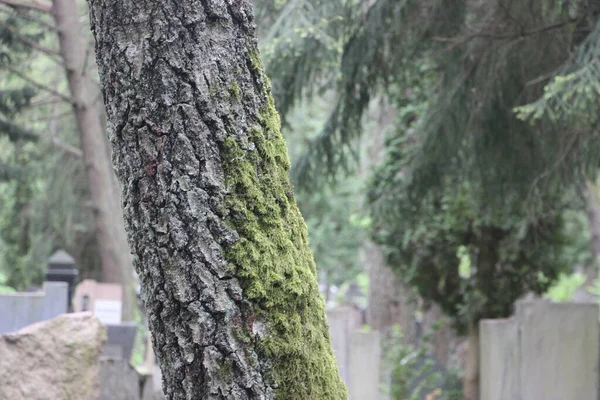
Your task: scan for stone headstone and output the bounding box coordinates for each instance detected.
[348,331,381,400]
[74,279,123,324]
[46,250,79,310]
[99,358,141,400]
[0,281,68,334]
[0,312,106,400]
[518,301,599,400]
[102,322,137,361]
[480,300,599,400]
[326,306,365,386]
[480,318,519,400]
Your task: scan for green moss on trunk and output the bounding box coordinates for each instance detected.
[220,51,347,400]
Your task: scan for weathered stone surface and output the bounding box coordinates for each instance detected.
[480,300,600,400]
[0,312,106,400]
[100,358,141,400]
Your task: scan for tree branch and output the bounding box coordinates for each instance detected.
[0,0,51,13]
[432,18,579,47]
[7,5,56,30]
[3,65,73,104]
[0,20,62,59]
[50,137,83,157]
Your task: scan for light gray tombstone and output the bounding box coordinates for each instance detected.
[348,330,381,400]
[42,281,69,319]
[326,306,363,384]
[480,318,519,400]
[518,301,599,400]
[0,281,68,334]
[480,300,600,400]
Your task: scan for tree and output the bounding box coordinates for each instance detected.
[259,3,600,398]
[257,0,462,374]
[51,0,135,318]
[88,1,346,399]
[0,0,135,317]
[0,7,47,288]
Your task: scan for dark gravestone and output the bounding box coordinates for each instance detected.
[99,358,141,400]
[45,250,79,312]
[102,322,137,361]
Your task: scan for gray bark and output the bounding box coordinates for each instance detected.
[363,239,418,341]
[363,98,416,340]
[585,180,600,284]
[462,324,479,400]
[51,0,134,320]
[88,1,346,399]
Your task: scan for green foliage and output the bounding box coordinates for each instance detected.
[545,272,586,302]
[372,176,574,331]
[0,271,15,294]
[368,66,580,330]
[383,325,462,400]
[0,7,102,288]
[259,0,465,186]
[515,17,600,129]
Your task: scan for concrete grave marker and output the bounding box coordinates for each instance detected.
[74,279,123,324]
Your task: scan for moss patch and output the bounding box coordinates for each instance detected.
[219,50,347,399]
[228,82,241,101]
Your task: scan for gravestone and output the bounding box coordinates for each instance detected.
[45,250,79,311]
[0,281,68,334]
[480,299,599,400]
[74,279,123,324]
[326,306,363,383]
[103,322,137,361]
[100,358,141,400]
[348,330,381,400]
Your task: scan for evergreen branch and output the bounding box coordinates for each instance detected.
[8,5,56,30]
[0,162,20,181]
[0,118,38,141]
[3,65,73,104]
[0,0,51,13]
[0,116,82,157]
[0,20,61,59]
[432,18,580,47]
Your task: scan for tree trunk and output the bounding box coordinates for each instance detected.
[584,180,600,284]
[88,1,347,399]
[462,323,479,400]
[363,239,418,341]
[51,0,134,320]
[363,98,416,340]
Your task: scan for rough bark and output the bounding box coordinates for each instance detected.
[51,0,134,319]
[88,1,346,399]
[462,324,479,400]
